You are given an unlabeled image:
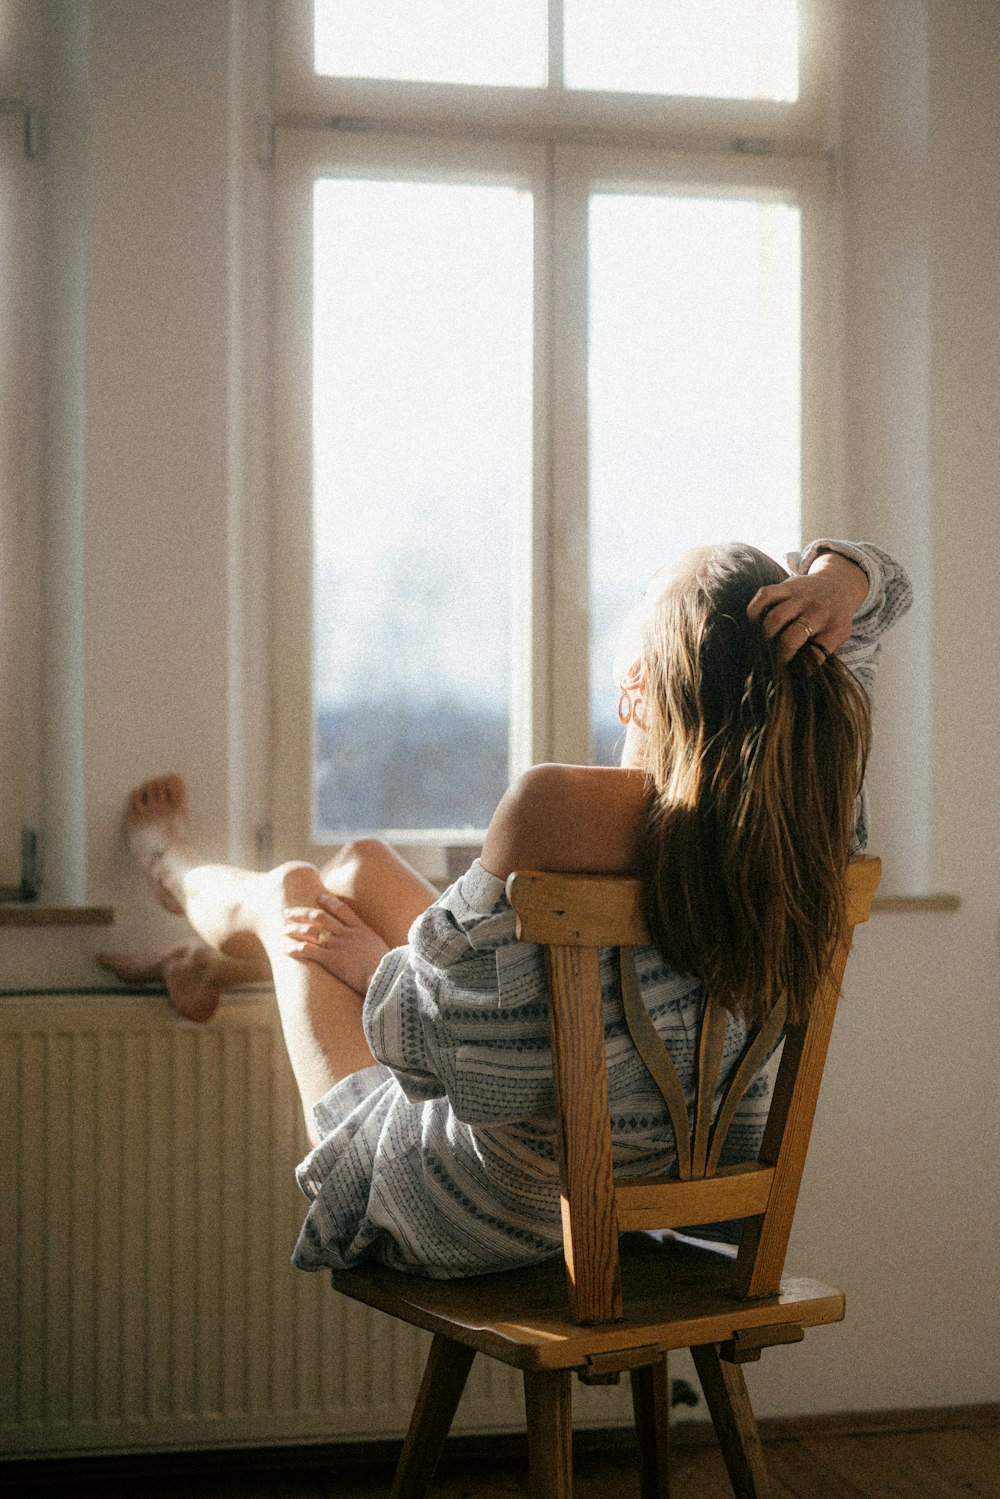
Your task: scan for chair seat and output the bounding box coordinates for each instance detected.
[329,1235,844,1373]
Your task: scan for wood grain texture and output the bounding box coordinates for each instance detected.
[507,872,648,947]
[618,945,692,1179]
[545,944,622,1324]
[845,858,882,924]
[389,1335,476,1499]
[8,1412,997,1498]
[327,1237,844,1372]
[732,940,852,1299]
[524,1369,574,1499]
[801,1430,997,1499]
[730,862,883,1296]
[691,1004,728,1178]
[615,1165,774,1232]
[705,996,787,1177]
[690,1343,773,1498]
[630,1355,672,1499]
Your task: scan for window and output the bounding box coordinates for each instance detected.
[310,173,534,837]
[272,1,831,869]
[0,100,43,896]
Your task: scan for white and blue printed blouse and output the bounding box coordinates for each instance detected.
[293,541,912,1279]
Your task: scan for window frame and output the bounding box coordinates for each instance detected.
[0,108,44,895]
[549,143,833,766]
[274,0,832,151]
[270,129,553,869]
[269,0,836,873]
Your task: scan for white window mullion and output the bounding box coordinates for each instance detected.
[510,147,554,775]
[798,160,834,540]
[548,0,564,92]
[549,147,593,766]
[0,112,43,892]
[271,127,317,865]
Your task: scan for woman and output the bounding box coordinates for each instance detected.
[106,537,911,1278]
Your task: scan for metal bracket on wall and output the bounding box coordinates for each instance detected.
[255,114,275,170]
[0,99,43,159]
[0,828,41,903]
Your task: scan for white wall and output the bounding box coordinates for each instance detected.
[2,0,271,986]
[749,0,1000,1417]
[1,0,997,1426]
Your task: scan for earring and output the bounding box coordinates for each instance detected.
[618,661,644,727]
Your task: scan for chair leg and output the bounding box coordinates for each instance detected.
[629,1356,671,1499]
[390,1333,477,1499]
[690,1343,772,1499]
[523,1368,573,1499]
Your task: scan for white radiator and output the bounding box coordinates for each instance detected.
[0,993,631,1459]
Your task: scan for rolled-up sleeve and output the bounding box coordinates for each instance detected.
[789,539,913,684]
[362,861,553,1120]
[788,539,913,851]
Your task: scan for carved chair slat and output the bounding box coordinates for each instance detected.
[618,946,693,1180]
[508,859,880,1320]
[705,995,788,1178]
[692,1002,730,1178]
[544,943,623,1324]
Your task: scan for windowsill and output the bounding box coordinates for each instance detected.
[0,891,961,929]
[0,903,115,927]
[872,893,960,913]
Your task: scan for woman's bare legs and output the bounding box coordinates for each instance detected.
[99,810,440,1026]
[95,943,266,1024]
[317,837,437,946]
[117,775,437,1139]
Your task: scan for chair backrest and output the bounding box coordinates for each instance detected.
[506,858,881,1325]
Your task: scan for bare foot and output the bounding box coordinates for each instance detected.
[125,774,195,915]
[96,943,267,1023]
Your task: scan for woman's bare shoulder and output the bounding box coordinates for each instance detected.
[481,764,651,879]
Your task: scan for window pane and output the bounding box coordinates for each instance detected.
[312,179,533,837]
[587,192,801,765]
[565,0,799,101]
[314,0,548,86]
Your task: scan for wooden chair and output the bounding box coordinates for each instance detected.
[328,858,881,1499]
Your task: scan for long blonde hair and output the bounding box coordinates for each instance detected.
[635,544,871,1026]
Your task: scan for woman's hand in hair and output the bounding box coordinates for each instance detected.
[747,551,869,663]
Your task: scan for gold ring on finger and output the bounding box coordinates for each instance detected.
[316,928,331,946]
[796,618,812,640]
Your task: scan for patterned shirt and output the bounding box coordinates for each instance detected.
[294,540,912,1278]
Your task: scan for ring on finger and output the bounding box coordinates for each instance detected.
[316,928,331,947]
[795,617,812,641]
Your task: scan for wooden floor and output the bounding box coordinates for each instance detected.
[8,1419,998,1499]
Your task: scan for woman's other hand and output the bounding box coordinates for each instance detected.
[283,892,390,995]
[746,550,869,663]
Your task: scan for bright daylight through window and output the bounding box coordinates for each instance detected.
[312,0,799,99]
[312,180,534,838]
[278,1,813,852]
[587,193,801,763]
